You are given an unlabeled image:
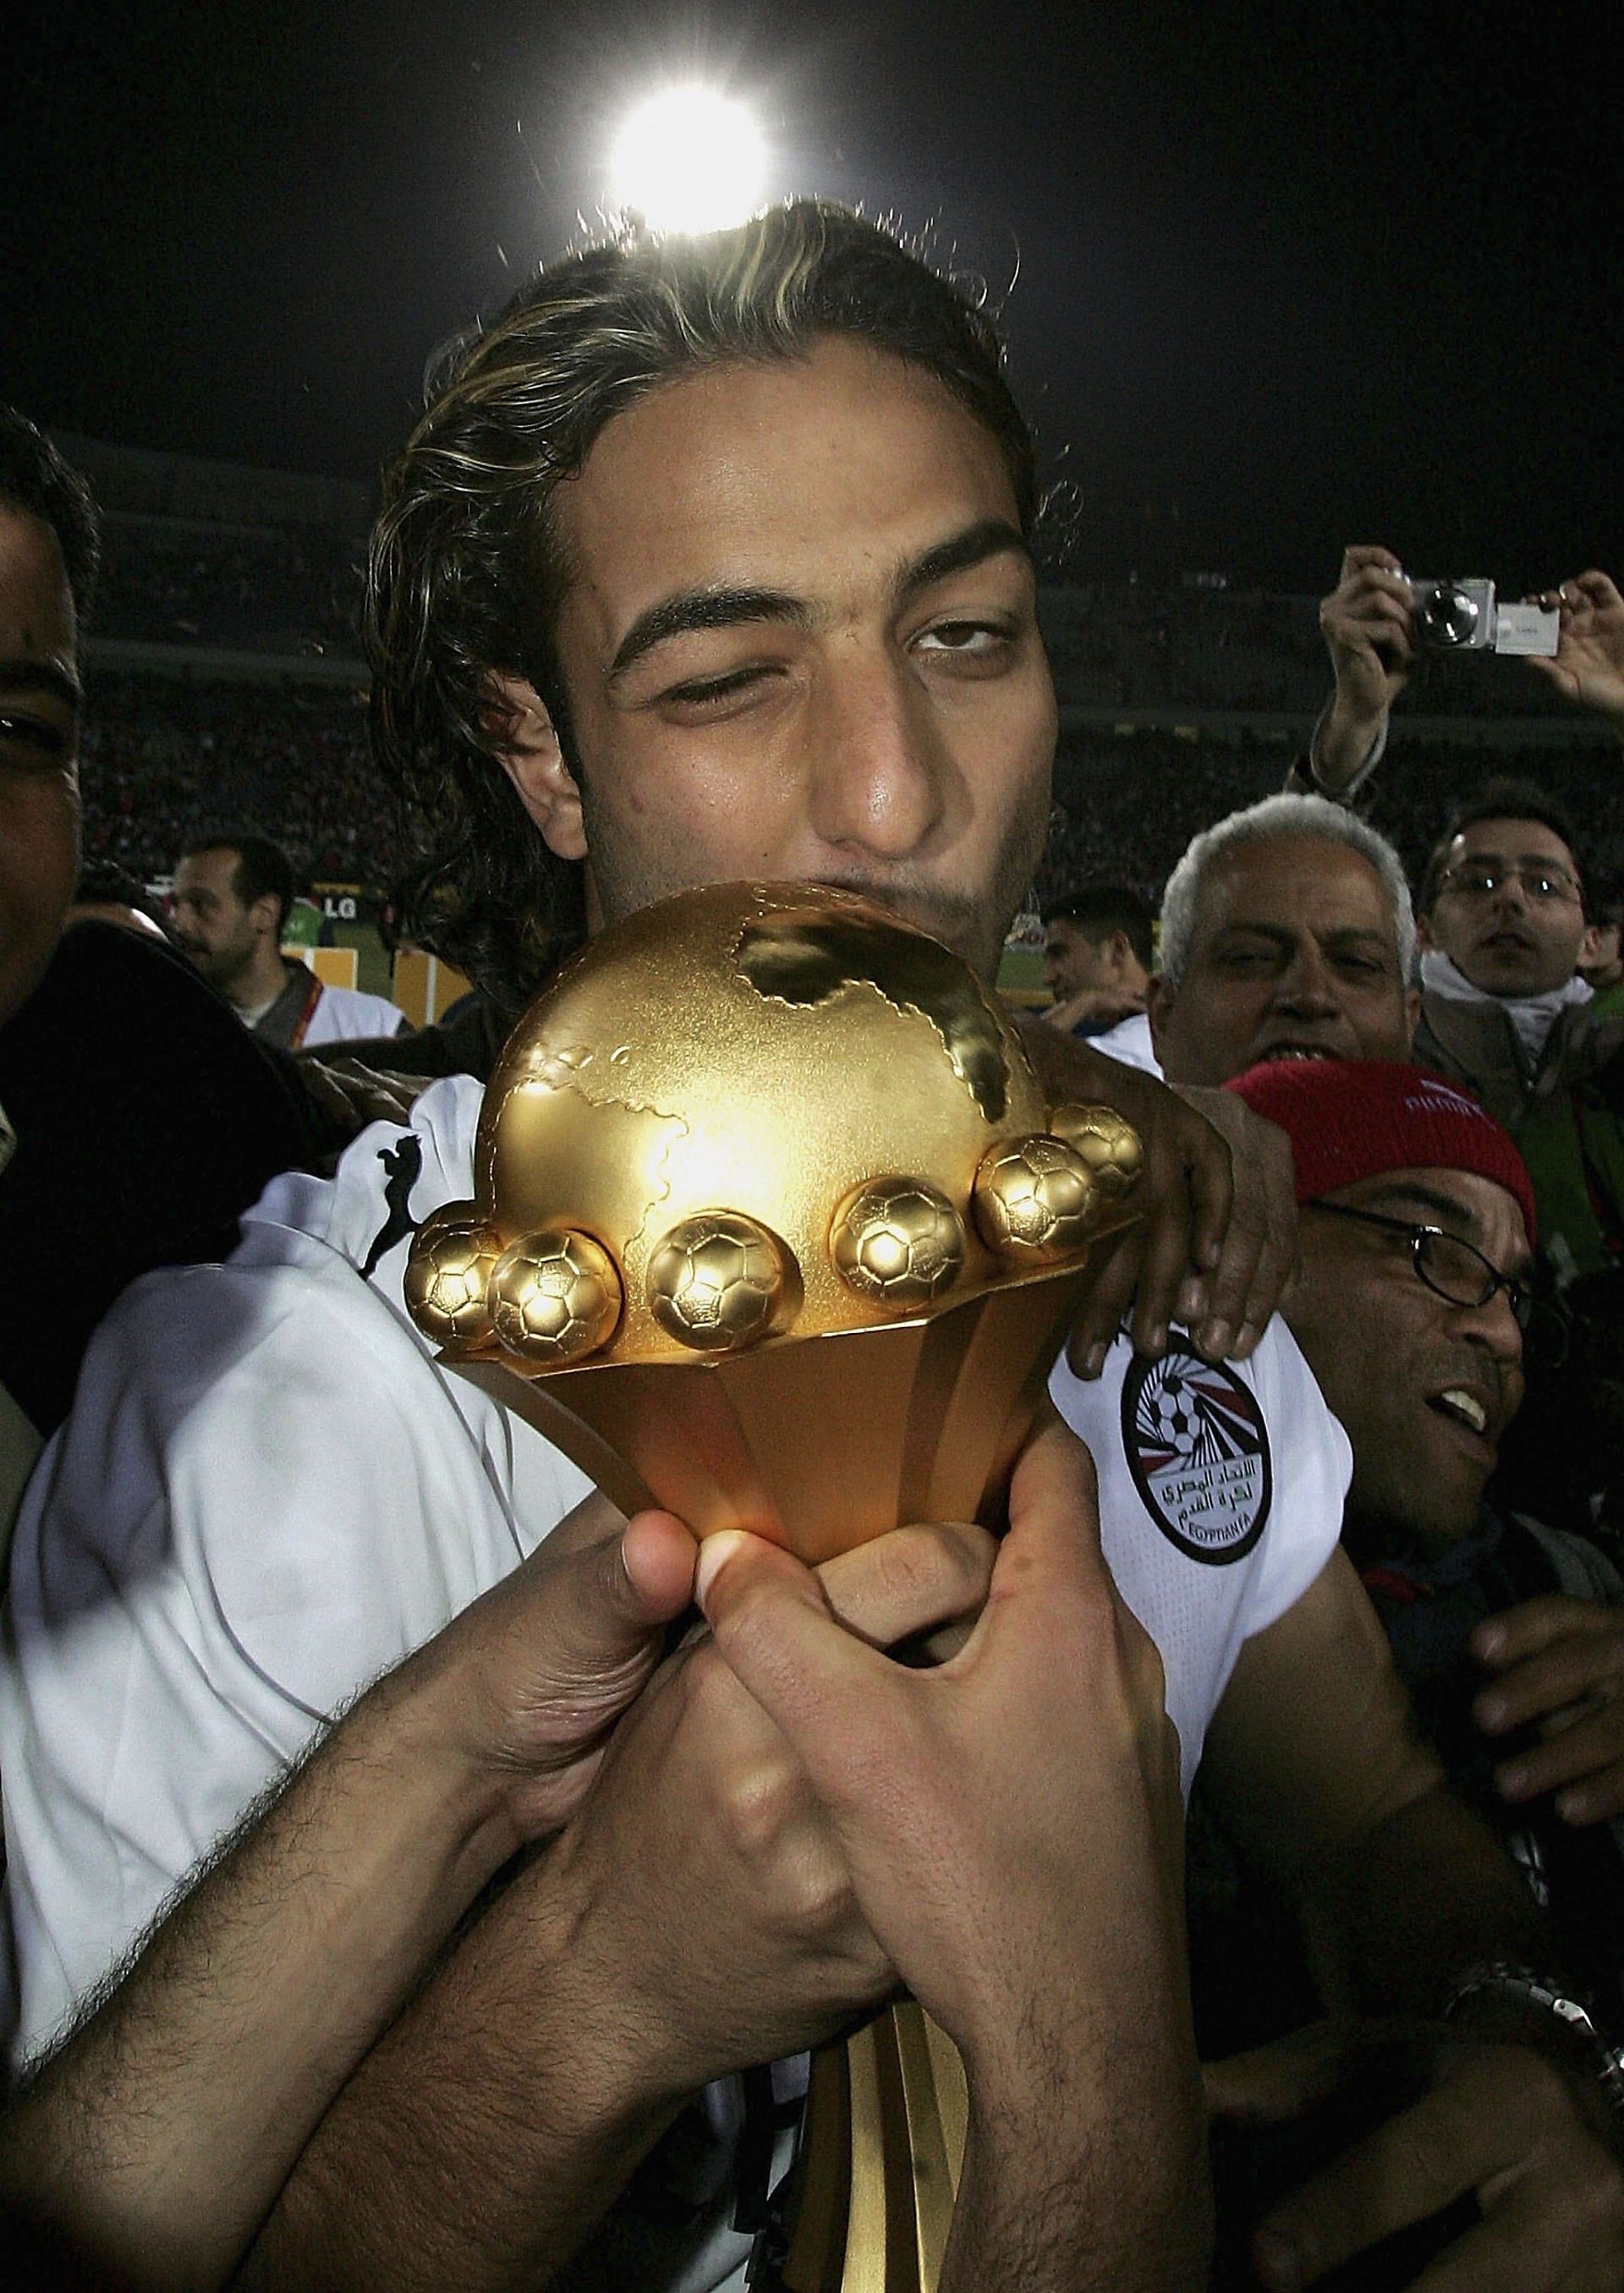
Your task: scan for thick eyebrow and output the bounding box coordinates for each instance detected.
[892,517,1031,604]
[608,587,808,682]
[0,658,82,713]
[606,518,1030,685]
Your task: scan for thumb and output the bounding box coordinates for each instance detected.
[619,1507,702,1625]
[541,1508,696,1681]
[696,1529,881,1776]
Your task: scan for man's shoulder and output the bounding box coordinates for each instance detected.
[1051,1317,1349,1790]
[308,981,409,1043]
[238,1071,483,1275]
[1085,1010,1160,1077]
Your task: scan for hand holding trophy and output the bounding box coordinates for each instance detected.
[404,880,1143,2290]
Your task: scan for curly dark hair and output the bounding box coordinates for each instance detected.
[365,200,1037,1010]
[0,406,101,628]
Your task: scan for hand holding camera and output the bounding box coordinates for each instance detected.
[1313,544,1417,791]
[1521,570,1624,729]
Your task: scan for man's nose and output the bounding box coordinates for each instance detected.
[807,651,950,860]
[1270,942,1341,1014]
[1489,871,1528,916]
[1456,1284,1525,1369]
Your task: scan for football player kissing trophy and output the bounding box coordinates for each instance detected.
[404,879,1142,2293]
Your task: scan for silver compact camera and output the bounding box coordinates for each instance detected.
[1407,578,1560,656]
[1409,578,1496,650]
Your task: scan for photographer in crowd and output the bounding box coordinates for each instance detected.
[1287,549,1624,1524]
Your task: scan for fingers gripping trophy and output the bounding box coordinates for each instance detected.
[404,880,1143,2292]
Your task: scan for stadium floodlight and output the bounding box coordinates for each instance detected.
[607,86,767,235]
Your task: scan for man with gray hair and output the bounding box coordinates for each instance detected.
[1149,792,1419,1086]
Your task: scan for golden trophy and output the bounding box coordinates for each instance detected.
[404,880,1142,2291]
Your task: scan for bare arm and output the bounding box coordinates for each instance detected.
[234,1518,997,2293]
[1200,1546,1544,2004]
[0,1499,699,2293]
[1300,545,1415,797]
[1202,1548,1624,2288]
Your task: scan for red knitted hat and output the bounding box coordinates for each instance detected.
[1224,1059,1537,1244]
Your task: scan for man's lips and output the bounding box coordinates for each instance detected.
[1425,1380,1504,1457]
[1253,1040,1340,1064]
[1479,927,1536,954]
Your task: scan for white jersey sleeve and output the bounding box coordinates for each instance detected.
[1051,1318,1350,1797]
[0,1079,591,2067]
[300,981,409,1045]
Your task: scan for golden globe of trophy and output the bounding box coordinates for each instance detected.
[405,880,1143,2291]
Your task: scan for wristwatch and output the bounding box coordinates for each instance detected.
[1442,1960,1624,2131]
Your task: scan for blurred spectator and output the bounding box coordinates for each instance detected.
[172,829,406,1050]
[0,410,332,1528]
[1580,869,1624,1009]
[1293,554,1624,1528]
[1040,882,1153,1035]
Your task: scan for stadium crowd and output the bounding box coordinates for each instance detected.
[79,677,384,891]
[3,199,1624,2293]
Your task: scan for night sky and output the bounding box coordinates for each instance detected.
[5,0,1620,589]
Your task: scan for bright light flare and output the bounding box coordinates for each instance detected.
[607,86,767,235]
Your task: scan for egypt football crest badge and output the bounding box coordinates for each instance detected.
[1122,1337,1271,1563]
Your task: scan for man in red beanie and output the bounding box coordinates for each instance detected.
[1202,1056,1624,2281]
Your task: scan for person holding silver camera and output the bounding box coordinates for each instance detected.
[1296,546,1624,801]
[1290,547,1624,1528]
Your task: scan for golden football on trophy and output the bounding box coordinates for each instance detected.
[410,879,1137,1360]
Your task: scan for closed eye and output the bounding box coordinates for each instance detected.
[0,710,74,766]
[656,662,782,715]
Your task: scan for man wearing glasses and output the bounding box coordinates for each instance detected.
[1194,1057,1624,2288]
[1217,1051,1624,2025]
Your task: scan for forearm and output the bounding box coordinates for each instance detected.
[0,1666,511,2291]
[235,1848,685,2293]
[1298,1781,1550,2020]
[945,2045,1210,2292]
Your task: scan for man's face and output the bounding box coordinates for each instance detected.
[525,337,1056,979]
[1424,816,1587,998]
[0,506,80,1032]
[171,848,263,989]
[1044,919,1113,1001]
[1149,836,1417,1086]
[1284,1167,1528,1550]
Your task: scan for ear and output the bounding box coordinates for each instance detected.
[1582,921,1605,968]
[1146,972,1172,1062]
[249,892,283,943]
[1414,911,1435,952]
[483,674,586,862]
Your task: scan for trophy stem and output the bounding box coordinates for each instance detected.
[779,2007,968,2293]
